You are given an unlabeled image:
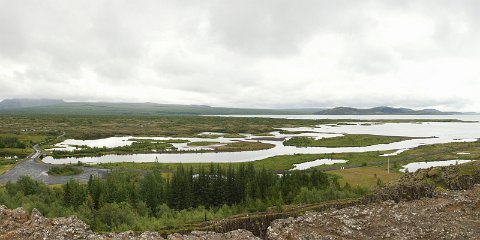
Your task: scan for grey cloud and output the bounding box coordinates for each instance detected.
[0,0,479,111]
[207,0,364,57]
[0,1,30,59]
[92,2,144,61]
[387,0,480,59]
[339,43,399,75]
[156,50,205,78]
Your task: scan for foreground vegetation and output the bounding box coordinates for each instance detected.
[283,134,418,147]
[47,165,84,176]
[0,164,367,232]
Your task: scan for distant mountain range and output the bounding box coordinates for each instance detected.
[314,106,461,115]
[0,99,65,109]
[0,99,322,115]
[0,99,471,116]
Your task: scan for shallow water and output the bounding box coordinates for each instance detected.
[291,159,348,170]
[380,149,409,157]
[46,136,135,151]
[42,115,480,164]
[400,160,474,173]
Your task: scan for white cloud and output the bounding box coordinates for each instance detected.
[0,0,479,111]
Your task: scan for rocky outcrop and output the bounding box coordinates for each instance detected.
[267,161,480,240]
[267,184,480,239]
[0,206,97,240]
[363,160,480,204]
[3,162,480,239]
[204,199,359,239]
[167,230,259,240]
[0,205,259,240]
[363,180,436,203]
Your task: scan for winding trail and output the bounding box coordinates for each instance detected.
[0,143,110,185]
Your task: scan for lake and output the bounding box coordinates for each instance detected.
[42,115,480,164]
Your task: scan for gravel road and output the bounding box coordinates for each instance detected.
[0,144,110,184]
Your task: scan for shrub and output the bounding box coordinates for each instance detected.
[97,202,136,231]
[48,165,83,176]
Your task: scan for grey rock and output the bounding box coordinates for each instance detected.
[267,185,480,240]
[0,206,258,240]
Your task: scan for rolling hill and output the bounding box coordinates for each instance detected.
[0,99,64,110]
[0,99,467,116]
[0,100,321,115]
[314,106,460,115]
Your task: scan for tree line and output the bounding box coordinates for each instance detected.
[64,164,345,212]
[1,164,367,231]
[0,136,26,149]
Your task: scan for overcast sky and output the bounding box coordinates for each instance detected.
[0,0,479,111]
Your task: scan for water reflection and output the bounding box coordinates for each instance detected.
[42,116,480,164]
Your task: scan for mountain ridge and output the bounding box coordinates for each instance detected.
[0,99,322,115]
[0,99,469,115]
[0,98,64,109]
[315,106,461,115]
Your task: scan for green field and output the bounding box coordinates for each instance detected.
[0,115,467,140]
[186,141,220,146]
[283,134,419,147]
[91,140,480,173]
[222,133,246,138]
[0,134,51,159]
[329,166,402,189]
[272,140,480,172]
[214,141,274,151]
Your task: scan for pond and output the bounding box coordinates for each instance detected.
[380,149,409,157]
[291,159,348,170]
[42,115,480,164]
[400,160,474,173]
